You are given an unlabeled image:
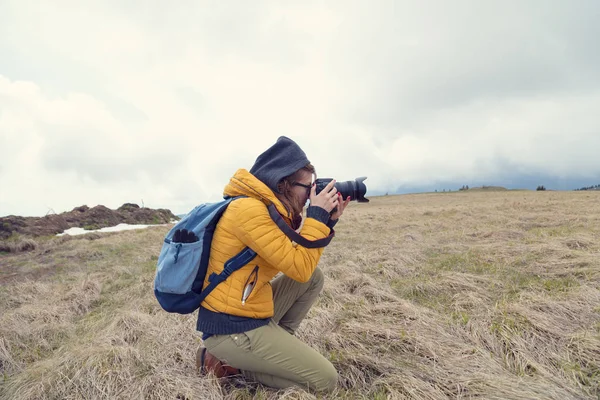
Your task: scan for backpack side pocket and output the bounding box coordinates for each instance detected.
[155,239,204,294]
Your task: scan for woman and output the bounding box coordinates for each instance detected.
[195,136,350,393]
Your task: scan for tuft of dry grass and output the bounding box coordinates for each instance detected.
[0,236,38,253]
[1,190,599,399]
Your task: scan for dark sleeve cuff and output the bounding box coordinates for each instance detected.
[327,218,338,230]
[306,206,330,225]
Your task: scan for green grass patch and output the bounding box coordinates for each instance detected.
[141,259,157,274]
[428,250,498,275]
[391,276,454,312]
[83,224,100,231]
[500,271,542,300]
[102,271,138,295]
[451,311,471,326]
[490,309,531,337]
[528,226,577,238]
[542,277,579,293]
[560,361,600,388]
[369,386,391,400]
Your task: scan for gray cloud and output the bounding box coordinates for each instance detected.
[40,125,186,184]
[326,1,600,129]
[1,0,599,216]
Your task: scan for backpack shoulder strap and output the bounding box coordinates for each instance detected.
[229,197,335,248]
[267,203,334,248]
[198,247,257,303]
[195,195,257,302]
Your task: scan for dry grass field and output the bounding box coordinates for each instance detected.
[1,191,599,399]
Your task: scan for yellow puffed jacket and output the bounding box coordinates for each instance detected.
[200,168,331,319]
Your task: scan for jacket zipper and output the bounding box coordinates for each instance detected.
[241,266,259,305]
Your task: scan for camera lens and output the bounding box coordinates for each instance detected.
[314,177,369,203]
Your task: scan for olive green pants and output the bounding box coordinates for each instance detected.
[203,268,338,393]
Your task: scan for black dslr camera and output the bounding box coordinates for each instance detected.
[314,177,369,203]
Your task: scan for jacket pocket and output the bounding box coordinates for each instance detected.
[241,266,259,305]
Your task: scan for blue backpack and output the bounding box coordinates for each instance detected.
[154,196,335,314]
[153,196,256,314]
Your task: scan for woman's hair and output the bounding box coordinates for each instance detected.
[276,163,316,216]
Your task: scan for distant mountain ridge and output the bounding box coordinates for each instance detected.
[0,203,179,239]
[392,175,600,195]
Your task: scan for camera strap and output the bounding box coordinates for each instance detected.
[267,203,334,248]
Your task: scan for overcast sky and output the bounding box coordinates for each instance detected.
[1,1,599,217]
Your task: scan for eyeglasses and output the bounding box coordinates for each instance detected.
[293,182,312,196]
[293,182,312,190]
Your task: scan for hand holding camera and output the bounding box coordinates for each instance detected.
[309,179,340,213]
[314,177,369,203]
[311,176,369,218]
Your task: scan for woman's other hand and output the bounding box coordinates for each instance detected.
[330,193,351,221]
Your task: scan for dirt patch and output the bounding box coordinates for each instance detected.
[0,203,178,239]
[565,239,591,250]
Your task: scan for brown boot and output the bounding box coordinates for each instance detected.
[196,347,240,378]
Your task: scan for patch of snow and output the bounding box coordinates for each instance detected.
[57,223,156,236]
